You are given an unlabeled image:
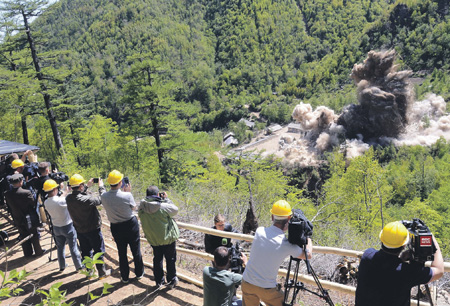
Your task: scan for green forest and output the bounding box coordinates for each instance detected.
[0,0,449,256]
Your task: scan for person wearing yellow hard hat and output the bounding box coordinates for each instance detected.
[101,170,144,283]
[66,174,111,280]
[241,200,313,306]
[43,179,83,272]
[355,221,444,306]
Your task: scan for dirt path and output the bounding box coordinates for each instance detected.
[0,218,204,305]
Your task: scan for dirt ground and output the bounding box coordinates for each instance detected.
[0,212,204,306]
[0,207,356,306]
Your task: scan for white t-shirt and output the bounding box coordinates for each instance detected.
[44,195,72,227]
[243,225,302,288]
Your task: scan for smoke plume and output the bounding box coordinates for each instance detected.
[278,50,449,164]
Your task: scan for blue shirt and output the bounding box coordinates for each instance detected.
[355,248,433,306]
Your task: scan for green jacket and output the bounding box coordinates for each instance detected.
[138,196,179,246]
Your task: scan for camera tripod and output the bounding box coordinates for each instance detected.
[283,247,334,306]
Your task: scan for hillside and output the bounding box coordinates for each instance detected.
[26,0,448,128]
[0,0,450,291]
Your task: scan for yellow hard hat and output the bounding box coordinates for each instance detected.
[107,170,123,185]
[379,221,409,249]
[69,174,85,187]
[11,159,24,169]
[270,200,292,217]
[43,179,59,192]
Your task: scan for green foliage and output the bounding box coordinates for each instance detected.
[0,269,30,299]
[36,282,73,306]
[78,252,113,304]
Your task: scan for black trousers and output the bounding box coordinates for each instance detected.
[18,224,43,257]
[78,228,108,276]
[110,216,144,281]
[151,241,177,284]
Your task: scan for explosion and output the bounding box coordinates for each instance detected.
[279,50,449,164]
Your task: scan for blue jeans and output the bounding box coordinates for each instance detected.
[53,223,83,270]
[77,228,108,276]
[110,216,144,281]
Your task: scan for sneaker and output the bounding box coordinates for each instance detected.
[167,277,179,289]
[136,271,145,280]
[99,269,111,280]
[121,277,129,284]
[156,280,166,288]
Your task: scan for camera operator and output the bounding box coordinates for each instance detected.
[355,221,444,306]
[43,179,83,272]
[203,246,248,306]
[241,200,312,306]
[66,174,111,280]
[101,170,144,283]
[139,186,179,288]
[205,214,238,254]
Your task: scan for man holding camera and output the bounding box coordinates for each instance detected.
[101,170,144,283]
[139,186,179,288]
[203,246,248,306]
[66,174,110,279]
[241,200,312,306]
[43,179,83,272]
[355,221,444,306]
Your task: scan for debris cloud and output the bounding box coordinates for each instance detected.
[279,50,449,163]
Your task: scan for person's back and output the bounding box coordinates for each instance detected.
[139,196,179,246]
[355,221,444,306]
[66,183,104,234]
[203,246,246,306]
[243,225,301,288]
[355,248,432,306]
[203,266,241,306]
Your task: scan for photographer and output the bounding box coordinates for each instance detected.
[203,246,248,306]
[205,214,238,254]
[66,174,110,279]
[43,179,83,272]
[241,200,312,306]
[101,170,144,283]
[355,221,444,306]
[138,186,179,288]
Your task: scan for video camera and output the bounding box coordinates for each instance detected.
[229,242,244,274]
[49,171,69,184]
[288,209,313,247]
[401,218,436,263]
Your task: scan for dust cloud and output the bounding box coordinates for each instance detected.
[279,50,449,165]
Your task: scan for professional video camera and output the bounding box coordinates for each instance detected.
[401,218,436,263]
[288,209,314,247]
[49,171,69,184]
[284,209,334,306]
[229,242,244,274]
[22,162,39,178]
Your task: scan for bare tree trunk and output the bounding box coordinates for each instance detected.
[242,179,258,234]
[22,10,63,154]
[21,115,29,144]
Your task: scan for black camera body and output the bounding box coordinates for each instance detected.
[49,171,69,184]
[401,219,436,263]
[229,242,244,274]
[288,209,313,248]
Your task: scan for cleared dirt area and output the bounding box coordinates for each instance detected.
[0,211,204,306]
